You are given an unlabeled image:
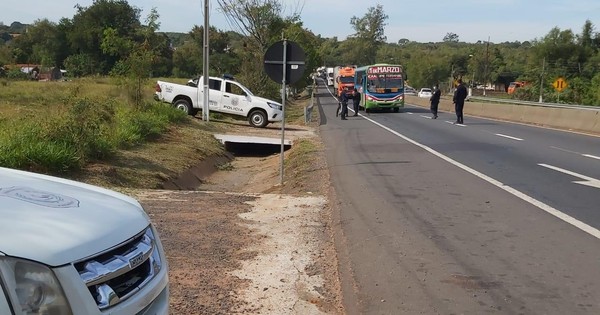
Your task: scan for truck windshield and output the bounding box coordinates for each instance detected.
[340,77,354,84]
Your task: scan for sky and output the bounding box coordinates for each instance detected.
[2,0,599,44]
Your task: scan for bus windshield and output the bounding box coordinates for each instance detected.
[367,74,403,93]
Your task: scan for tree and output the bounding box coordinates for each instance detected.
[10,19,64,66]
[216,0,305,98]
[106,8,169,106]
[349,4,388,64]
[67,0,142,74]
[443,32,459,43]
[217,0,298,51]
[171,26,240,78]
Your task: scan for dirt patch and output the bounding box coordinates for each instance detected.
[122,119,343,314]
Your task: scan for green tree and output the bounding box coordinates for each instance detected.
[443,32,459,43]
[217,0,303,98]
[10,19,63,66]
[66,0,142,74]
[349,4,388,65]
[104,8,166,106]
[171,26,240,78]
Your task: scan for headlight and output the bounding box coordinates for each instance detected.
[267,102,282,111]
[0,257,72,315]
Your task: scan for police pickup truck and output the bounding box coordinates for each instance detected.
[0,167,169,315]
[155,75,283,128]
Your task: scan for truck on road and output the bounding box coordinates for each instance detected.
[155,76,283,128]
[334,66,356,98]
[326,67,334,86]
[0,166,169,315]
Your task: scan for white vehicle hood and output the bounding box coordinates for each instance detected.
[0,167,150,267]
[252,95,281,108]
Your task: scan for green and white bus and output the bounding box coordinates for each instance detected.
[354,64,405,112]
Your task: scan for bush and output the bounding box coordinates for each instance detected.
[0,81,190,174]
[0,119,81,173]
[6,68,28,80]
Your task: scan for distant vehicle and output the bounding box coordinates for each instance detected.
[405,86,417,96]
[334,66,356,98]
[354,63,405,112]
[418,88,433,98]
[508,81,528,94]
[326,67,334,86]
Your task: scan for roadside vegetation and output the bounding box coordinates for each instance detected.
[0,79,187,173]
[0,77,312,189]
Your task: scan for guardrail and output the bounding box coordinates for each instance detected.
[407,95,600,136]
[468,96,600,112]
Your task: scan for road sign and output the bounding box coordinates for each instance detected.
[553,77,568,92]
[263,40,306,186]
[263,40,306,85]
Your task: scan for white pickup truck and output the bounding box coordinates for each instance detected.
[0,167,169,315]
[155,75,283,128]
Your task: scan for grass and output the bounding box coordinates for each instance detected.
[0,77,316,190]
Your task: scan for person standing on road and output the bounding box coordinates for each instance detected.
[430,84,441,119]
[352,87,361,116]
[339,90,349,120]
[453,79,468,124]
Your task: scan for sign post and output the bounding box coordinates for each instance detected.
[263,40,306,185]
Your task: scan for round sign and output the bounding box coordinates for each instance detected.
[263,40,306,85]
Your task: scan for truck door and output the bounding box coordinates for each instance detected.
[222,81,250,115]
[199,78,222,110]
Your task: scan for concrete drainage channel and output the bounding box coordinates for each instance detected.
[162,134,293,190]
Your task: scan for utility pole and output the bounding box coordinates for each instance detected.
[539,57,545,103]
[202,0,210,121]
[483,36,490,96]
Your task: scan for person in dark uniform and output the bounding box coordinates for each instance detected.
[430,84,441,119]
[453,79,468,124]
[339,90,349,120]
[352,87,361,116]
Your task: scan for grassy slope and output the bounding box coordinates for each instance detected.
[0,78,315,191]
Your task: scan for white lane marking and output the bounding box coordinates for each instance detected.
[420,115,432,119]
[359,115,600,240]
[550,146,579,154]
[583,154,600,160]
[445,121,466,127]
[407,112,414,115]
[539,163,600,189]
[495,134,524,141]
[550,147,600,161]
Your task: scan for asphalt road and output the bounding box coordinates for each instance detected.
[317,83,600,314]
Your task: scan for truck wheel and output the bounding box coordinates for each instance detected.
[249,110,268,128]
[173,99,192,115]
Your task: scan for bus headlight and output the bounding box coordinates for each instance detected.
[0,257,72,315]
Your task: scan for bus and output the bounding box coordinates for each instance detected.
[354,64,405,112]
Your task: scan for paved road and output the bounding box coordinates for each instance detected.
[317,84,600,314]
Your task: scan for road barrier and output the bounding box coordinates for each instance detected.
[407,96,600,136]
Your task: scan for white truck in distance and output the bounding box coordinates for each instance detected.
[326,67,334,86]
[155,75,283,128]
[0,167,169,315]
